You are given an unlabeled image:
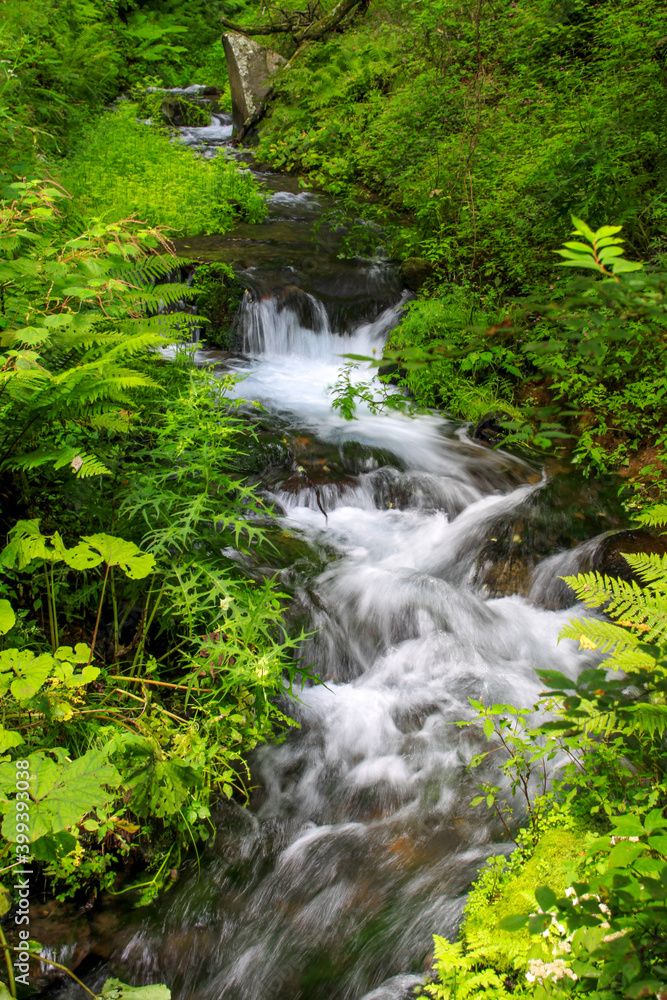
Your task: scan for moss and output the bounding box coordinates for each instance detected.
[460,827,583,975]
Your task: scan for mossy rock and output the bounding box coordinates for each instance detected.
[193,263,244,348]
[462,827,583,974]
[132,90,210,127]
[160,96,210,127]
[400,256,435,291]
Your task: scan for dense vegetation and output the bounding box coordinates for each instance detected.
[249,0,667,488]
[1,0,667,998]
[0,0,293,930]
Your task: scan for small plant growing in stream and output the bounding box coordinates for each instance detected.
[193,263,244,348]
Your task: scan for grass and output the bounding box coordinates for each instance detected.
[58,101,267,235]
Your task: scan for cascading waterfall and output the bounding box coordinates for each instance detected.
[54,111,616,1000]
[93,282,597,1000]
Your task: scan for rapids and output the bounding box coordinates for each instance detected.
[47,103,626,1000]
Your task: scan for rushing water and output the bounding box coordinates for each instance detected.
[44,103,628,1000]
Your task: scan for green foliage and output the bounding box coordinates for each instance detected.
[0,0,240,164]
[0,179,193,478]
[193,263,244,348]
[0,157,301,903]
[0,971,170,1000]
[256,0,667,286]
[427,541,667,1000]
[338,220,667,481]
[59,102,266,235]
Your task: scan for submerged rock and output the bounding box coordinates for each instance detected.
[222,31,287,130]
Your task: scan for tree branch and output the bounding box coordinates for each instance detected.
[220,16,296,36]
[222,0,364,44]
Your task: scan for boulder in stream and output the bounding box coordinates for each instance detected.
[222,31,287,131]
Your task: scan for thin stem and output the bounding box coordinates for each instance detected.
[43,563,55,652]
[108,675,213,693]
[0,926,16,998]
[88,564,110,666]
[110,567,119,661]
[50,561,59,650]
[0,946,97,1000]
[113,687,188,724]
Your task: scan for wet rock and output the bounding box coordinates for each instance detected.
[278,284,326,330]
[222,31,287,131]
[399,257,434,291]
[591,528,667,583]
[160,96,210,127]
[472,410,510,445]
[377,361,400,379]
[477,554,534,599]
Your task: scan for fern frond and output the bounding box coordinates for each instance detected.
[560,616,639,656]
[623,702,667,738]
[623,552,667,591]
[635,504,667,531]
[72,453,112,478]
[562,570,642,613]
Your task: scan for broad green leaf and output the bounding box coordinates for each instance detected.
[596,236,624,248]
[61,541,105,571]
[55,643,92,665]
[645,809,667,835]
[1,749,120,842]
[612,259,643,273]
[499,914,529,931]
[557,258,603,270]
[648,835,667,856]
[0,601,15,636]
[80,534,155,579]
[611,815,644,838]
[6,650,54,703]
[41,751,121,833]
[0,519,53,569]
[0,981,14,1000]
[100,979,171,1000]
[555,249,593,260]
[535,885,557,911]
[606,841,646,869]
[31,830,77,863]
[597,246,625,261]
[0,726,23,752]
[562,242,596,254]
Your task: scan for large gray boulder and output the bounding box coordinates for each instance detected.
[222,32,287,131]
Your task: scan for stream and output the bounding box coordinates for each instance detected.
[42,99,629,1000]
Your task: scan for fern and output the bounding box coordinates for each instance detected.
[562,567,667,645]
[635,504,667,531]
[0,180,195,477]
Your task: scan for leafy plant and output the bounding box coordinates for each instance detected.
[59,102,266,235]
[427,518,667,1000]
